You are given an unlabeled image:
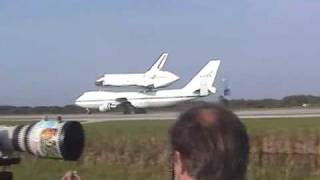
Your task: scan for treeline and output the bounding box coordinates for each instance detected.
[227,95,320,109]
[0,105,86,115]
[0,95,319,115]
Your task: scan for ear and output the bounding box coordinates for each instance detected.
[174,151,193,180]
[173,151,183,177]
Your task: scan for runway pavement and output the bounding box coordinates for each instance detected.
[0,108,320,124]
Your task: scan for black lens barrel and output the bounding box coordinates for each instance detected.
[59,121,85,161]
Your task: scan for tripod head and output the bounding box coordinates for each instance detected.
[0,155,21,180]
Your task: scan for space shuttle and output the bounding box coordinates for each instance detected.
[95,53,180,89]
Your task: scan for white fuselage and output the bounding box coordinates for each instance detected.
[95,71,179,89]
[75,89,200,111]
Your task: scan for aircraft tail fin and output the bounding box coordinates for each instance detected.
[146,53,168,74]
[183,60,221,96]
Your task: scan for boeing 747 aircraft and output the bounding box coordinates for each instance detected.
[95,53,179,89]
[76,60,221,114]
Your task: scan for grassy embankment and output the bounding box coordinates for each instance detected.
[5,117,320,180]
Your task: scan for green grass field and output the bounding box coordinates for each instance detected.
[5,117,320,180]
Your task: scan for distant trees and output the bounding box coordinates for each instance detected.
[227,95,320,109]
[0,105,86,115]
[282,95,320,107]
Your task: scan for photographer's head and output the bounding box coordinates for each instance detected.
[169,103,249,180]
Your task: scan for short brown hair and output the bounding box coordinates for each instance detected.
[169,103,249,180]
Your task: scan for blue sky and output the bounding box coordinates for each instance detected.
[0,0,319,106]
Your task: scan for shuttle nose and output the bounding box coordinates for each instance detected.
[95,77,104,86]
[95,81,103,86]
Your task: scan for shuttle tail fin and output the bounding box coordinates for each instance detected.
[183,60,221,96]
[146,53,168,74]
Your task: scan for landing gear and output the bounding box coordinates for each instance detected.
[121,102,147,114]
[86,108,92,115]
[123,109,132,114]
[134,108,147,114]
[122,102,133,114]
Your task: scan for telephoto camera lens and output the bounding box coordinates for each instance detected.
[0,120,85,161]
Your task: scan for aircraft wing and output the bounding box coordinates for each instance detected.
[115,98,131,103]
[115,98,137,114]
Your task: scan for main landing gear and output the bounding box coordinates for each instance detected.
[122,102,147,114]
[86,108,92,115]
